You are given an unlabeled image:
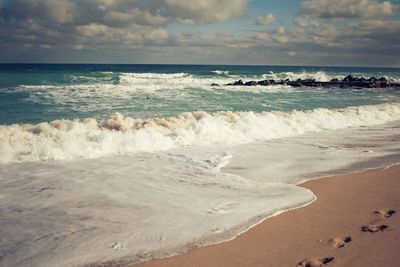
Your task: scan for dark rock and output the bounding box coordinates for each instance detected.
[258,80,270,86]
[301,79,316,87]
[217,75,399,89]
[287,81,301,87]
[234,79,244,86]
[377,77,389,87]
[245,81,258,86]
[379,77,388,83]
[279,79,290,85]
[343,75,355,83]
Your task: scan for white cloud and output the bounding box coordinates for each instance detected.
[256,13,276,25]
[294,17,309,27]
[301,0,397,19]
[42,0,77,23]
[257,31,271,41]
[103,9,168,27]
[75,23,169,43]
[158,0,248,24]
[76,23,109,38]
[276,26,286,34]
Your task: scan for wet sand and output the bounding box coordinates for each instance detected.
[134,166,400,267]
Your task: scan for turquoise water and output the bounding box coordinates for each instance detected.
[1,64,399,124]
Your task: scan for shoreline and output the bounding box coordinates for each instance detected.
[133,165,400,267]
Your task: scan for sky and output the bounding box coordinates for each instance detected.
[0,0,399,67]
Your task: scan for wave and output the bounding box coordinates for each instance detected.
[15,71,397,100]
[211,70,230,75]
[261,71,341,82]
[1,103,400,163]
[66,74,115,84]
[119,72,190,82]
[261,71,400,83]
[117,72,234,86]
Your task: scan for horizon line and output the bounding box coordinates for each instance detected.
[1,62,400,69]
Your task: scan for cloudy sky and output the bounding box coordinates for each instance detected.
[0,0,399,66]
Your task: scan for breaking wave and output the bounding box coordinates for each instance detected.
[117,72,233,87]
[1,103,400,163]
[261,71,341,82]
[261,71,400,83]
[119,72,190,81]
[211,70,230,75]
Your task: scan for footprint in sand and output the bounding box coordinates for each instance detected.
[328,236,352,248]
[109,242,124,250]
[298,257,335,267]
[374,209,396,218]
[361,224,389,233]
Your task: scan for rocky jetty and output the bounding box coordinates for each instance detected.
[212,75,400,89]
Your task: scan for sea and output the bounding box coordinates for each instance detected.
[1,64,400,267]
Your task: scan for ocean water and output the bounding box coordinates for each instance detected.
[1,64,400,267]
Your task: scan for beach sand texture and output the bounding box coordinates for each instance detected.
[135,166,400,267]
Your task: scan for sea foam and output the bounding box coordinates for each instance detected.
[211,70,230,75]
[1,119,400,267]
[1,103,400,163]
[262,71,340,82]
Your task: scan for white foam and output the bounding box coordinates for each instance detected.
[117,72,235,88]
[118,72,190,83]
[1,103,400,163]
[0,152,315,267]
[1,120,400,267]
[12,73,236,111]
[211,70,230,75]
[262,71,341,82]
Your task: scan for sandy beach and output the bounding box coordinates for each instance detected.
[135,165,400,267]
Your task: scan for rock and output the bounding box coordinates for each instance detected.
[379,77,388,83]
[217,75,398,89]
[258,80,270,86]
[279,79,290,85]
[287,81,301,87]
[245,81,258,86]
[234,79,244,85]
[343,75,355,83]
[303,79,317,86]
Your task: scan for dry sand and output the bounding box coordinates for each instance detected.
[134,166,400,267]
